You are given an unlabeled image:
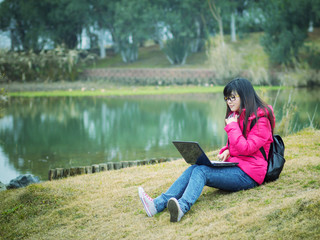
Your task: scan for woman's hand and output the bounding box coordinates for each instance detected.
[217,149,230,162]
[225,114,238,125]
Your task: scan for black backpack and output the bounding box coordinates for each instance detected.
[250,119,286,183]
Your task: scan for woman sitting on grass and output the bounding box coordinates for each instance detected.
[139,78,275,222]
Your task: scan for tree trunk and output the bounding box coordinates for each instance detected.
[218,18,224,47]
[120,44,138,63]
[208,0,225,47]
[120,50,128,63]
[10,29,15,51]
[98,29,106,59]
[181,52,188,65]
[190,19,201,53]
[308,21,313,32]
[231,12,237,42]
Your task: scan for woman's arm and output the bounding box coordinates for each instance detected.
[225,117,271,156]
[217,114,237,159]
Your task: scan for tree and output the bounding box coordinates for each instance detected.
[260,0,319,66]
[0,0,50,51]
[207,0,249,44]
[155,0,210,65]
[90,0,154,62]
[0,0,92,50]
[208,0,225,46]
[228,0,248,42]
[113,0,154,63]
[188,0,211,53]
[160,8,195,65]
[90,0,118,58]
[236,1,265,34]
[45,0,90,49]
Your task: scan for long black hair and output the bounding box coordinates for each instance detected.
[223,78,274,137]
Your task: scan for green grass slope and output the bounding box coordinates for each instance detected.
[90,33,268,70]
[90,30,320,71]
[0,128,319,240]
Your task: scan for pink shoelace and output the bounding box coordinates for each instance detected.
[143,191,153,202]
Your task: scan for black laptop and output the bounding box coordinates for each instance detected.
[172,141,238,167]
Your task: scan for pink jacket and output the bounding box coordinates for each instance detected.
[219,106,275,185]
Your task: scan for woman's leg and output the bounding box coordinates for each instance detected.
[177,165,257,214]
[153,165,197,212]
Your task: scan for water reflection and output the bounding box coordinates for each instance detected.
[0,89,319,183]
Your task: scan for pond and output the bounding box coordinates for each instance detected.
[0,88,319,183]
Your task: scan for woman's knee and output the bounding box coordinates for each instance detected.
[192,165,209,179]
[180,165,198,179]
[185,164,198,173]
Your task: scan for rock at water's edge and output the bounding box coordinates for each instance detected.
[6,175,40,189]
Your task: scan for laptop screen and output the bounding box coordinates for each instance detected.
[172,141,207,164]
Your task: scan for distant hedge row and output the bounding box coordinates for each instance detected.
[0,48,98,82]
[81,68,220,86]
[81,67,320,87]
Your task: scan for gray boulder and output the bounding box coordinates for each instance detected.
[7,174,40,189]
[0,181,6,191]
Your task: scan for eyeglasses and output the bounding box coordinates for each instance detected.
[224,94,239,102]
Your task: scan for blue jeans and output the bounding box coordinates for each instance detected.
[154,165,258,214]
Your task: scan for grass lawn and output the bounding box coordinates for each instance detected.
[0,128,319,239]
[90,43,211,69]
[4,84,282,97]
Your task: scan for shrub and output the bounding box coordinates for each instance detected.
[206,40,239,85]
[163,37,191,65]
[0,88,7,118]
[0,47,98,82]
[275,90,299,136]
[260,0,311,66]
[276,60,320,87]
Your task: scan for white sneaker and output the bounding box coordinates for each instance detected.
[167,198,184,222]
[138,187,157,217]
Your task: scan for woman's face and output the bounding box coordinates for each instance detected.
[225,91,241,112]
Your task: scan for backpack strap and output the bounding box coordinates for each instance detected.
[250,118,268,162]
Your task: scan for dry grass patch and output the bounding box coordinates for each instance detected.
[1,129,319,240]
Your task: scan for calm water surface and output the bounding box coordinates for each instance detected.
[0,88,319,183]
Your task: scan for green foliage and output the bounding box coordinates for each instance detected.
[0,88,7,118]
[163,37,191,65]
[277,65,320,87]
[260,0,317,66]
[275,90,299,136]
[113,0,154,63]
[158,0,210,65]
[0,0,91,50]
[0,48,97,82]
[45,0,90,49]
[303,44,320,70]
[206,38,242,84]
[1,0,320,71]
[0,0,50,51]
[237,4,264,34]
[206,34,273,85]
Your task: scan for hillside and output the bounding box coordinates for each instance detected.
[0,128,319,240]
[90,33,269,69]
[90,30,320,70]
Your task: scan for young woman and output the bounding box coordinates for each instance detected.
[138,78,275,222]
